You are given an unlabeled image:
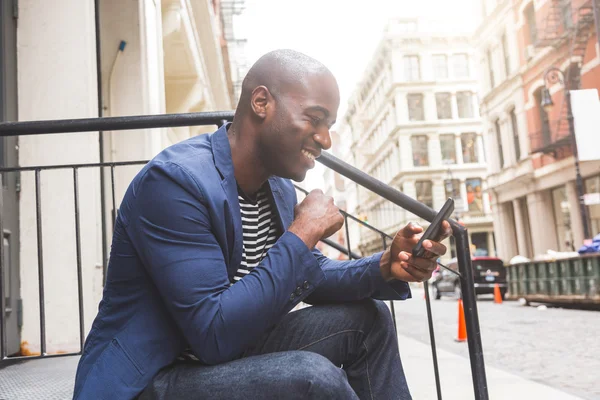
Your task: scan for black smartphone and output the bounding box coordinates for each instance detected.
[412,198,454,258]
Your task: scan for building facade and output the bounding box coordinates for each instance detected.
[476,0,600,262]
[219,0,249,104]
[0,0,238,357]
[341,18,495,261]
[319,127,362,260]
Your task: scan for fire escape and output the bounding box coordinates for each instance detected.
[530,0,598,158]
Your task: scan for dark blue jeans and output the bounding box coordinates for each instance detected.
[139,299,412,399]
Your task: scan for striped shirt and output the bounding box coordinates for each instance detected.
[233,186,280,283]
[178,184,281,361]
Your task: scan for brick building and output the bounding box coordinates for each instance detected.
[476,0,600,261]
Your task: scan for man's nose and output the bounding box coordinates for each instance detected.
[314,128,332,151]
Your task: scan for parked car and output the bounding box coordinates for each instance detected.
[430,256,507,300]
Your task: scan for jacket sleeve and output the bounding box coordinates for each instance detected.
[304,249,412,304]
[123,162,326,365]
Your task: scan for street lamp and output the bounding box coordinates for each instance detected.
[443,162,463,221]
[540,87,554,111]
[541,66,591,240]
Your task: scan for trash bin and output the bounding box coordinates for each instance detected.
[506,254,600,305]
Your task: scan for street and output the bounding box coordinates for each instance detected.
[393,287,600,400]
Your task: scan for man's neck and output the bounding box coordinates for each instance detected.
[227,122,270,196]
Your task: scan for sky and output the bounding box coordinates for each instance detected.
[235,0,480,188]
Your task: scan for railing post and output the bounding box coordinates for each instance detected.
[423,280,443,400]
[35,169,47,356]
[380,233,398,333]
[73,168,85,352]
[453,224,488,400]
[0,173,6,359]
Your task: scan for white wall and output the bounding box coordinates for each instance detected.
[17,0,103,354]
[100,0,167,212]
[15,0,232,355]
[162,0,232,140]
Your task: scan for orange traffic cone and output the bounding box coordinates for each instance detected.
[455,299,467,342]
[493,284,503,304]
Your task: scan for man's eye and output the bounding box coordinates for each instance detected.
[309,117,321,126]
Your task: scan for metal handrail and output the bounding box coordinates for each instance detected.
[0,111,488,399]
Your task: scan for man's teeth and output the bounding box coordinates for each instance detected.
[302,150,315,160]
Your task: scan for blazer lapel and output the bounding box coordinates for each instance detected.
[211,125,243,271]
[268,177,293,232]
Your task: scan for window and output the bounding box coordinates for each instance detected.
[407,94,425,121]
[433,55,448,79]
[457,92,474,118]
[509,109,521,161]
[533,87,551,147]
[566,63,581,91]
[551,186,573,252]
[416,181,433,208]
[584,175,600,239]
[562,2,573,29]
[452,54,470,78]
[494,119,504,168]
[411,135,429,166]
[486,48,495,88]
[444,179,461,202]
[395,21,418,32]
[435,93,452,119]
[524,4,537,45]
[461,132,478,163]
[404,55,420,81]
[440,135,456,165]
[501,33,510,77]
[466,178,484,213]
[471,232,490,256]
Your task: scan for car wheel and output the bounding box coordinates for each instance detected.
[454,283,462,299]
[433,285,441,300]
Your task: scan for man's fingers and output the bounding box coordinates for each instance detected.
[399,251,437,273]
[421,240,447,257]
[400,222,423,238]
[439,221,452,240]
[398,262,429,282]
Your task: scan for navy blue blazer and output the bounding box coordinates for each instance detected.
[72,124,411,399]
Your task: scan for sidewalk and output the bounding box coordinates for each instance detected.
[398,333,583,400]
[0,356,78,399]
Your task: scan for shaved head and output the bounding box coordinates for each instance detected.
[228,49,340,192]
[236,49,335,114]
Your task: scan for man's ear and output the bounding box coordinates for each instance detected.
[250,86,271,119]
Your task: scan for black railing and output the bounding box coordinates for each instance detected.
[0,111,488,399]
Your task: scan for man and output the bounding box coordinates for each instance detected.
[73,49,450,400]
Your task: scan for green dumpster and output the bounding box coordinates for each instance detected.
[506,254,600,305]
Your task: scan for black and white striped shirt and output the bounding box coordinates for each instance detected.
[233,186,280,283]
[178,184,281,361]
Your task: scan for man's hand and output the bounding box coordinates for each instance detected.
[380,221,452,283]
[288,189,344,249]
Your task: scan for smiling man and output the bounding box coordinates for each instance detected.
[73,49,450,400]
